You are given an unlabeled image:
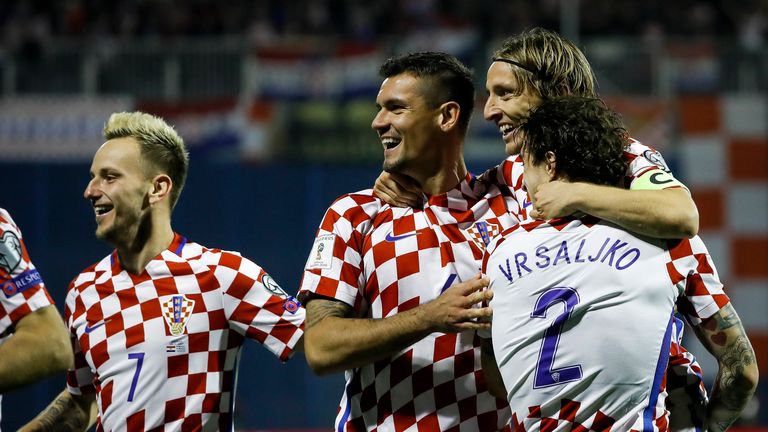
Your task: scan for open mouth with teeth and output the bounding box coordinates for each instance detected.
[94,205,114,219]
[382,137,401,150]
[499,124,517,139]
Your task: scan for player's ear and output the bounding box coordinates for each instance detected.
[545,151,557,179]
[149,174,173,205]
[437,101,461,132]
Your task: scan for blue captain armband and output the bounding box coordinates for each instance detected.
[631,170,688,191]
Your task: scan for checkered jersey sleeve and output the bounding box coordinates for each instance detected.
[0,208,54,335]
[298,192,380,308]
[65,271,97,395]
[212,251,304,362]
[665,236,730,325]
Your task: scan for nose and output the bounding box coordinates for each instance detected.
[83,178,99,201]
[371,109,387,133]
[483,96,501,122]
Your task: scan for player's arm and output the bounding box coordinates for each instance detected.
[304,276,491,375]
[529,178,699,239]
[691,303,759,431]
[0,305,72,392]
[480,337,507,399]
[20,390,96,432]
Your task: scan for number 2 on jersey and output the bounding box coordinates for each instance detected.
[531,287,582,388]
[127,352,145,402]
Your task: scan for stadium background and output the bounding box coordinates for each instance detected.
[1,0,766,430]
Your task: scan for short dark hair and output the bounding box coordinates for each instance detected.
[380,51,475,132]
[518,96,628,186]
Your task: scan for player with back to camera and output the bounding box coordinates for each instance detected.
[480,95,758,432]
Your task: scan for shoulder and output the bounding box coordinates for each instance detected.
[321,189,385,229]
[0,208,21,238]
[477,155,523,187]
[625,138,671,172]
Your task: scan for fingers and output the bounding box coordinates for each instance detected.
[383,172,423,207]
[453,307,493,330]
[451,276,490,295]
[373,176,400,207]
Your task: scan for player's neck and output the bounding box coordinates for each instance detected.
[116,218,175,275]
[420,157,468,196]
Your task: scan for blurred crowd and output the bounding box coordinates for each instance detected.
[1,0,765,48]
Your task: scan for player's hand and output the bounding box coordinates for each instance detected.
[373,171,423,208]
[529,181,580,219]
[422,275,492,333]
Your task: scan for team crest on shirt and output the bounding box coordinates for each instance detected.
[161,294,196,336]
[465,221,500,250]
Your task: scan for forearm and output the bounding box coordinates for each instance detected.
[480,338,507,399]
[570,184,698,238]
[20,389,95,432]
[305,307,433,374]
[706,338,759,431]
[0,306,73,393]
[693,304,759,431]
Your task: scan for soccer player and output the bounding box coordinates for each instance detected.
[21,112,304,431]
[0,208,71,422]
[480,96,758,431]
[299,52,518,431]
[374,28,709,430]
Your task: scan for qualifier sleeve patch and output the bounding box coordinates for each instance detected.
[305,234,336,270]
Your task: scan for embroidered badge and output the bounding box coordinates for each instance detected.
[283,296,301,314]
[306,234,335,270]
[161,295,195,336]
[466,221,501,250]
[0,231,22,275]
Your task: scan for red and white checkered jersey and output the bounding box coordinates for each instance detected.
[0,208,54,421]
[481,217,729,432]
[65,233,304,431]
[478,139,680,222]
[299,174,520,431]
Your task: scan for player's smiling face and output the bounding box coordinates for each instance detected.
[84,137,152,247]
[372,73,443,177]
[484,61,542,156]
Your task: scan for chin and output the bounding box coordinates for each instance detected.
[383,159,404,174]
[505,142,522,156]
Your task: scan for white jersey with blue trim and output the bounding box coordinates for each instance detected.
[482,217,728,432]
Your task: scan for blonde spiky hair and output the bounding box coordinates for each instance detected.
[104,111,189,209]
